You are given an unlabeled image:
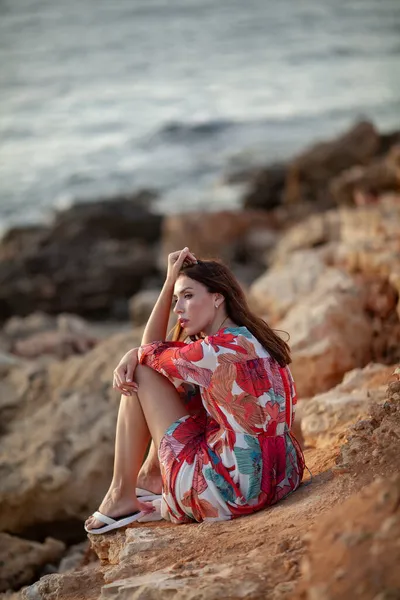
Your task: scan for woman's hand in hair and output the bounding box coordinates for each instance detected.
[113,348,139,396]
[166,247,197,283]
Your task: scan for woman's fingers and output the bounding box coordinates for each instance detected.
[125,361,135,383]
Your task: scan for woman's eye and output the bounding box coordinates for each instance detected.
[184,294,192,299]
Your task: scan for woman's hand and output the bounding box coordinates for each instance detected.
[166,247,197,284]
[113,348,139,396]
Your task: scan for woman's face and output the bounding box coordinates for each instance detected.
[173,275,222,336]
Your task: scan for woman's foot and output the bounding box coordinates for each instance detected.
[85,488,149,531]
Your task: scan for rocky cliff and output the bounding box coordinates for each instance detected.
[1,122,400,599]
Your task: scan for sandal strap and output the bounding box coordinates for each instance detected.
[92,511,115,525]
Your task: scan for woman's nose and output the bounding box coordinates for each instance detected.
[173,301,183,314]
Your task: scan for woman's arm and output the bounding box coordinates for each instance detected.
[141,279,175,345]
[112,248,197,393]
[141,247,197,345]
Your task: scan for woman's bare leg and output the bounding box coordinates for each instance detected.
[86,366,188,530]
[137,441,163,495]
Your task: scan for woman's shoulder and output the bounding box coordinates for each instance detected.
[219,326,272,359]
[220,325,253,339]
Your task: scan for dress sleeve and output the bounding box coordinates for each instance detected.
[138,336,224,388]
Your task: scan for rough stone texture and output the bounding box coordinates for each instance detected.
[283,120,380,205]
[242,163,287,210]
[337,377,400,480]
[0,534,65,593]
[270,210,340,263]
[0,193,161,320]
[0,330,141,534]
[337,195,400,298]
[330,144,400,206]
[297,475,400,600]
[10,375,400,600]
[161,209,276,265]
[334,194,400,365]
[128,290,160,327]
[57,542,90,574]
[2,313,98,360]
[301,363,392,446]
[248,251,327,323]
[20,568,103,600]
[241,123,399,212]
[278,272,373,397]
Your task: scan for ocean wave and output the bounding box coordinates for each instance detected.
[153,118,236,142]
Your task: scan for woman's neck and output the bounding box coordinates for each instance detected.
[202,314,236,337]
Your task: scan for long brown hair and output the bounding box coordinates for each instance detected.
[170,259,291,367]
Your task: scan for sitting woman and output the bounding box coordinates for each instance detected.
[85,248,305,533]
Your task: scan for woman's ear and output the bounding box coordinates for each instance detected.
[214,294,225,308]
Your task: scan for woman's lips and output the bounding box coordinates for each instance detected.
[179,319,189,327]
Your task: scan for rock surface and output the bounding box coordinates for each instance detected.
[301,363,392,446]
[296,475,400,600]
[283,121,380,206]
[0,534,65,593]
[248,251,327,322]
[0,193,161,320]
[128,290,161,326]
[161,209,276,265]
[2,313,97,360]
[12,375,399,600]
[277,270,372,397]
[243,121,381,210]
[330,144,400,206]
[0,330,141,535]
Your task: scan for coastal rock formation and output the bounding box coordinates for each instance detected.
[129,289,161,326]
[161,209,276,266]
[301,363,392,446]
[283,120,380,205]
[0,192,161,320]
[248,251,327,322]
[13,374,399,600]
[336,194,400,364]
[0,330,141,535]
[297,475,400,600]
[330,144,400,206]
[2,313,97,359]
[244,121,382,210]
[0,534,65,593]
[269,209,340,263]
[242,163,287,211]
[278,271,372,397]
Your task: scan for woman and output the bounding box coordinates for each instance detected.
[85,248,305,533]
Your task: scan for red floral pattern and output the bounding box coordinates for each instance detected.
[139,326,304,523]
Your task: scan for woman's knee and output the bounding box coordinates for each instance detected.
[135,365,175,390]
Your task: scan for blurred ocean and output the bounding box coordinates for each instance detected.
[1,0,400,232]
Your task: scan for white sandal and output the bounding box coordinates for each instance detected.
[136,487,162,502]
[84,510,143,535]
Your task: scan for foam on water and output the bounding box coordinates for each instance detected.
[0,0,399,230]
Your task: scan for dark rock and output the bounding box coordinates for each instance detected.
[330,145,400,206]
[50,190,161,244]
[242,163,287,210]
[283,120,380,205]
[242,121,382,211]
[0,191,161,319]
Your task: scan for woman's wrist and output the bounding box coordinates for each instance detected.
[164,277,175,289]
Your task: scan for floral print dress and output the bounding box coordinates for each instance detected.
[138,326,305,523]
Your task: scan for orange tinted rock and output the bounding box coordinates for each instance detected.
[161,209,276,264]
[297,476,400,600]
[284,121,380,205]
[278,273,372,397]
[0,534,65,593]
